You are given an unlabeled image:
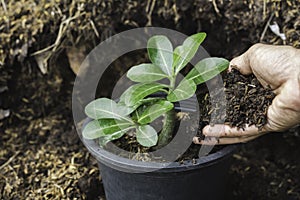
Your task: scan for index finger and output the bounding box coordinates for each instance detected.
[202,124,262,137]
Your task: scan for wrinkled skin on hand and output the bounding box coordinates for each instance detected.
[194,44,300,145]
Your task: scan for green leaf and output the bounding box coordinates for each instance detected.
[130,98,162,121]
[186,57,229,85]
[147,35,173,76]
[138,97,163,105]
[82,119,134,140]
[173,33,206,74]
[117,102,138,116]
[118,97,163,118]
[138,100,174,124]
[127,63,168,82]
[85,98,133,121]
[167,78,196,102]
[136,125,158,147]
[122,83,167,106]
[98,128,132,147]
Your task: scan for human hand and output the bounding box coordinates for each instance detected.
[193,44,300,145]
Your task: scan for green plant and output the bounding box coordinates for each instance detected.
[83,33,229,148]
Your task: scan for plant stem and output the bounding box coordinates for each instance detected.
[169,76,176,94]
[155,76,176,148]
[156,108,175,148]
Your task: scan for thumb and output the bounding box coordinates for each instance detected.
[229,44,266,75]
[230,53,252,75]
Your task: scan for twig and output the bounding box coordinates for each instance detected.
[0,151,20,171]
[263,0,267,20]
[54,4,63,17]
[146,0,151,15]
[212,0,221,17]
[89,19,99,38]
[1,0,10,29]
[172,3,180,23]
[146,0,156,26]
[30,44,56,56]
[1,0,7,13]
[31,12,83,56]
[54,184,65,196]
[260,13,274,42]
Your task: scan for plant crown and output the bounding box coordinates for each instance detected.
[83,33,229,147]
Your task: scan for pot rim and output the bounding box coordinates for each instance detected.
[83,137,238,173]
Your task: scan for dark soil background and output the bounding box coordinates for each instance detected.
[1,1,300,199]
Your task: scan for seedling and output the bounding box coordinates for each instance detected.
[83,33,229,148]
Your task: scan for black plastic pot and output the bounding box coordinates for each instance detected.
[83,136,236,200]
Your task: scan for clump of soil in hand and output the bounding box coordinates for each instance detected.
[224,69,275,128]
[198,68,276,137]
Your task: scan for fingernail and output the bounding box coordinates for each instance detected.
[229,57,239,67]
[193,137,202,144]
